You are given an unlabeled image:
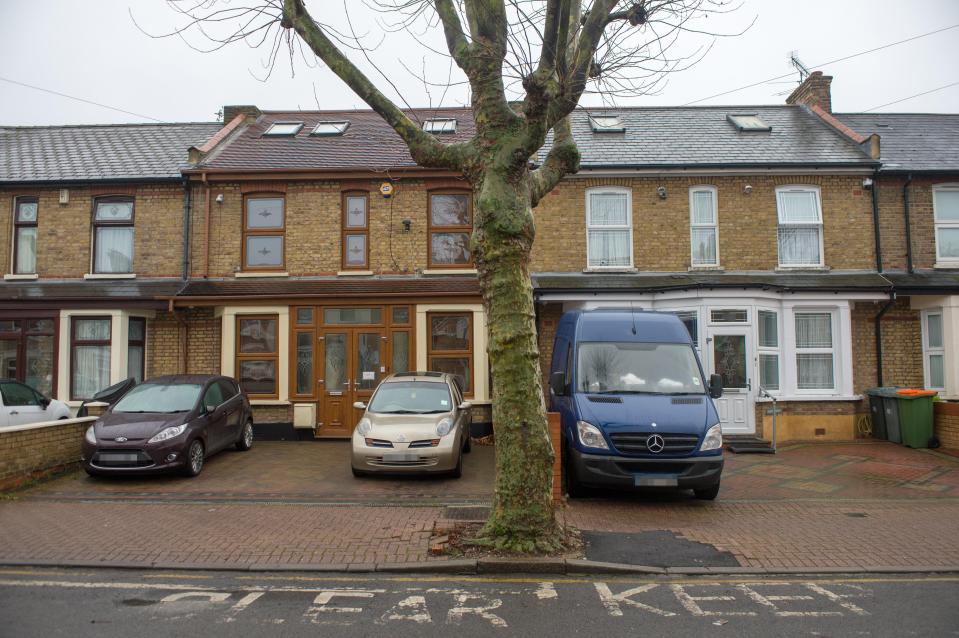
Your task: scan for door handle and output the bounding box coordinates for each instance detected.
[10,410,18,415]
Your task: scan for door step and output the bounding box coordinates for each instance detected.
[725,436,775,454]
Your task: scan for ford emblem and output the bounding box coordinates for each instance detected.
[115,436,128,443]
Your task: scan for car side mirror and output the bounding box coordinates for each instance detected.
[458,401,472,411]
[204,404,218,416]
[709,374,724,399]
[549,371,568,397]
[353,401,367,410]
[40,396,51,408]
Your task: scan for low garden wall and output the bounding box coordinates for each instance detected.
[934,402,959,451]
[0,417,96,491]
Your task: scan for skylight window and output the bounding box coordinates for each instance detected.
[422,119,457,134]
[263,121,303,136]
[588,115,625,133]
[727,114,771,132]
[311,121,350,136]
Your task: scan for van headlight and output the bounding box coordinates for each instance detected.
[148,424,187,444]
[436,418,453,437]
[576,421,609,450]
[356,418,372,436]
[700,424,723,451]
[85,425,97,445]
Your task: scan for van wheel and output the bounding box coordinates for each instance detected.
[564,449,587,498]
[694,483,720,501]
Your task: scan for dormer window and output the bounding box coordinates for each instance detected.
[423,119,457,134]
[588,115,625,133]
[727,114,771,132]
[312,121,350,136]
[263,122,303,136]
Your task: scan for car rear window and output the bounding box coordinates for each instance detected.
[112,383,202,413]
[368,381,452,414]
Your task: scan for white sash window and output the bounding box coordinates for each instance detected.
[586,187,633,269]
[776,187,823,268]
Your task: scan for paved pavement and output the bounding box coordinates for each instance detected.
[1,567,958,637]
[1,440,958,571]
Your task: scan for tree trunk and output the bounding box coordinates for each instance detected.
[472,167,561,552]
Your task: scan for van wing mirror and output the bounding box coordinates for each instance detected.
[549,371,568,397]
[709,374,724,399]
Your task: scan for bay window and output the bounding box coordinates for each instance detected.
[689,187,718,267]
[757,310,780,391]
[93,197,134,274]
[794,312,835,391]
[236,316,278,397]
[922,310,945,389]
[14,197,38,274]
[128,317,146,383]
[776,187,823,268]
[243,195,285,270]
[586,187,632,269]
[428,313,472,395]
[933,185,959,265]
[71,317,111,400]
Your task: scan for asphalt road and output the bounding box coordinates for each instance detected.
[0,567,958,637]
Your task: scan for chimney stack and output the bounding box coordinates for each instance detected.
[786,71,833,113]
[222,105,261,123]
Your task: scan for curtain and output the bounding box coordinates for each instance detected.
[758,311,778,348]
[938,228,959,259]
[927,314,943,348]
[589,192,628,225]
[73,345,111,399]
[797,353,834,390]
[691,228,717,265]
[127,345,144,383]
[95,227,134,273]
[15,227,37,273]
[778,226,821,265]
[691,191,715,224]
[796,313,832,348]
[779,191,820,222]
[929,354,945,388]
[934,190,959,221]
[759,354,780,391]
[75,319,110,341]
[588,229,630,267]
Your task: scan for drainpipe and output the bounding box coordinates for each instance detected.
[875,293,896,387]
[903,173,914,274]
[870,170,882,273]
[181,177,192,280]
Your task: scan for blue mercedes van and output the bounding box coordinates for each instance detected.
[549,309,725,499]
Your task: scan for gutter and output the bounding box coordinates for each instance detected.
[903,173,914,274]
[874,292,897,387]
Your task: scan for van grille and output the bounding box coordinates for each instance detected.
[587,395,623,404]
[609,432,700,455]
[671,397,703,405]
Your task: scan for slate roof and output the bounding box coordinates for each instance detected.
[833,113,959,173]
[882,271,959,293]
[532,271,893,294]
[0,279,184,303]
[197,104,876,173]
[0,122,221,184]
[198,109,475,172]
[174,276,481,299]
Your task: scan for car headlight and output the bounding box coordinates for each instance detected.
[356,418,372,436]
[576,421,608,450]
[148,424,188,444]
[436,418,453,437]
[700,423,723,451]
[84,425,97,445]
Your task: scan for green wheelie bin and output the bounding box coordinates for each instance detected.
[894,389,937,449]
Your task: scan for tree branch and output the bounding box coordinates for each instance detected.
[529,115,579,208]
[281,0,475,170]
[433,0,473,72]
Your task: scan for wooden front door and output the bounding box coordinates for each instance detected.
[318,329,386,437]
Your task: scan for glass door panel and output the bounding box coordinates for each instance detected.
[0,340,18,379]
[355,332,383,392]
[24,335,54,397]
[295,331,314,396]
[319,332,351,437]
[713,334,747,389]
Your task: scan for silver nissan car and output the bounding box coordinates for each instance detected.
[351,372,472,478]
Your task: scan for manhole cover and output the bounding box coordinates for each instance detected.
[444,505,491,520]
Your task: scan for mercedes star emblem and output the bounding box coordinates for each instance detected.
[646,434,665,454]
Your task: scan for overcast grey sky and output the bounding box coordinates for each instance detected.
[1,0,957,126]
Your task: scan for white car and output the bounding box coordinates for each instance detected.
[0,380,71,427]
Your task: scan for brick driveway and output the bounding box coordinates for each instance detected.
[1,440,958,571]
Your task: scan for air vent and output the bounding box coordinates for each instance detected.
[671,397,703,405]
[587,395,623,404]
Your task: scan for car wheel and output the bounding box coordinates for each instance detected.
[182,439,205,477]
[694,482,720,501]
[235,421,254,451]
[83,467,101,478]
[449,450,463,479]
[463,434,472,454]
[351,466,369,478]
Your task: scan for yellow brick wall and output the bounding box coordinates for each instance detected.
[0,185,185,278]
[146,308,221,378]
[530,175,875,272]
[0,420,92,490]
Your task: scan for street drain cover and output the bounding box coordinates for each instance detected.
[583,530,739,568]
[844,512,868,518]
[444,505,491,521]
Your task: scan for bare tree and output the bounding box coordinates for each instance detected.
[154,0,740,552]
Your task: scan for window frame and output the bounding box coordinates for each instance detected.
[688,186,719,268]
[70,316,112,401]
[427,312,474,397]
[127,317,146,383]
[242,194,286,272]
[933,184,959,266]
[585,186,634,270]
[757,309,781,393]
[235,314,280,399]
[341,190,370,270]
[427,190,473,269]
[793,310,837,393]
[13,196,39,275]
[92,196,135,274]
[422,119,457,134]
[775,186,824,268]
[921,309,945,390]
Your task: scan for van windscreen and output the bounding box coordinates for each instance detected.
[577,342,705,394]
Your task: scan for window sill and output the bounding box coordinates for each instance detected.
[756,395,861,402]
[583,267,637,274]
[933,263,959,269]
[234,271,290,278]
[4,273,39,280]
[774,266,830,272]
[250,399,291,406]
[84,273,136,280]
[422,268,478,275]
[336,270,374,276]
[688,265,723,272]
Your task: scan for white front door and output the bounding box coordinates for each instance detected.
[706,327,755,435]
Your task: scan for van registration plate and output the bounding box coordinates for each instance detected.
[634,474,678,487]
